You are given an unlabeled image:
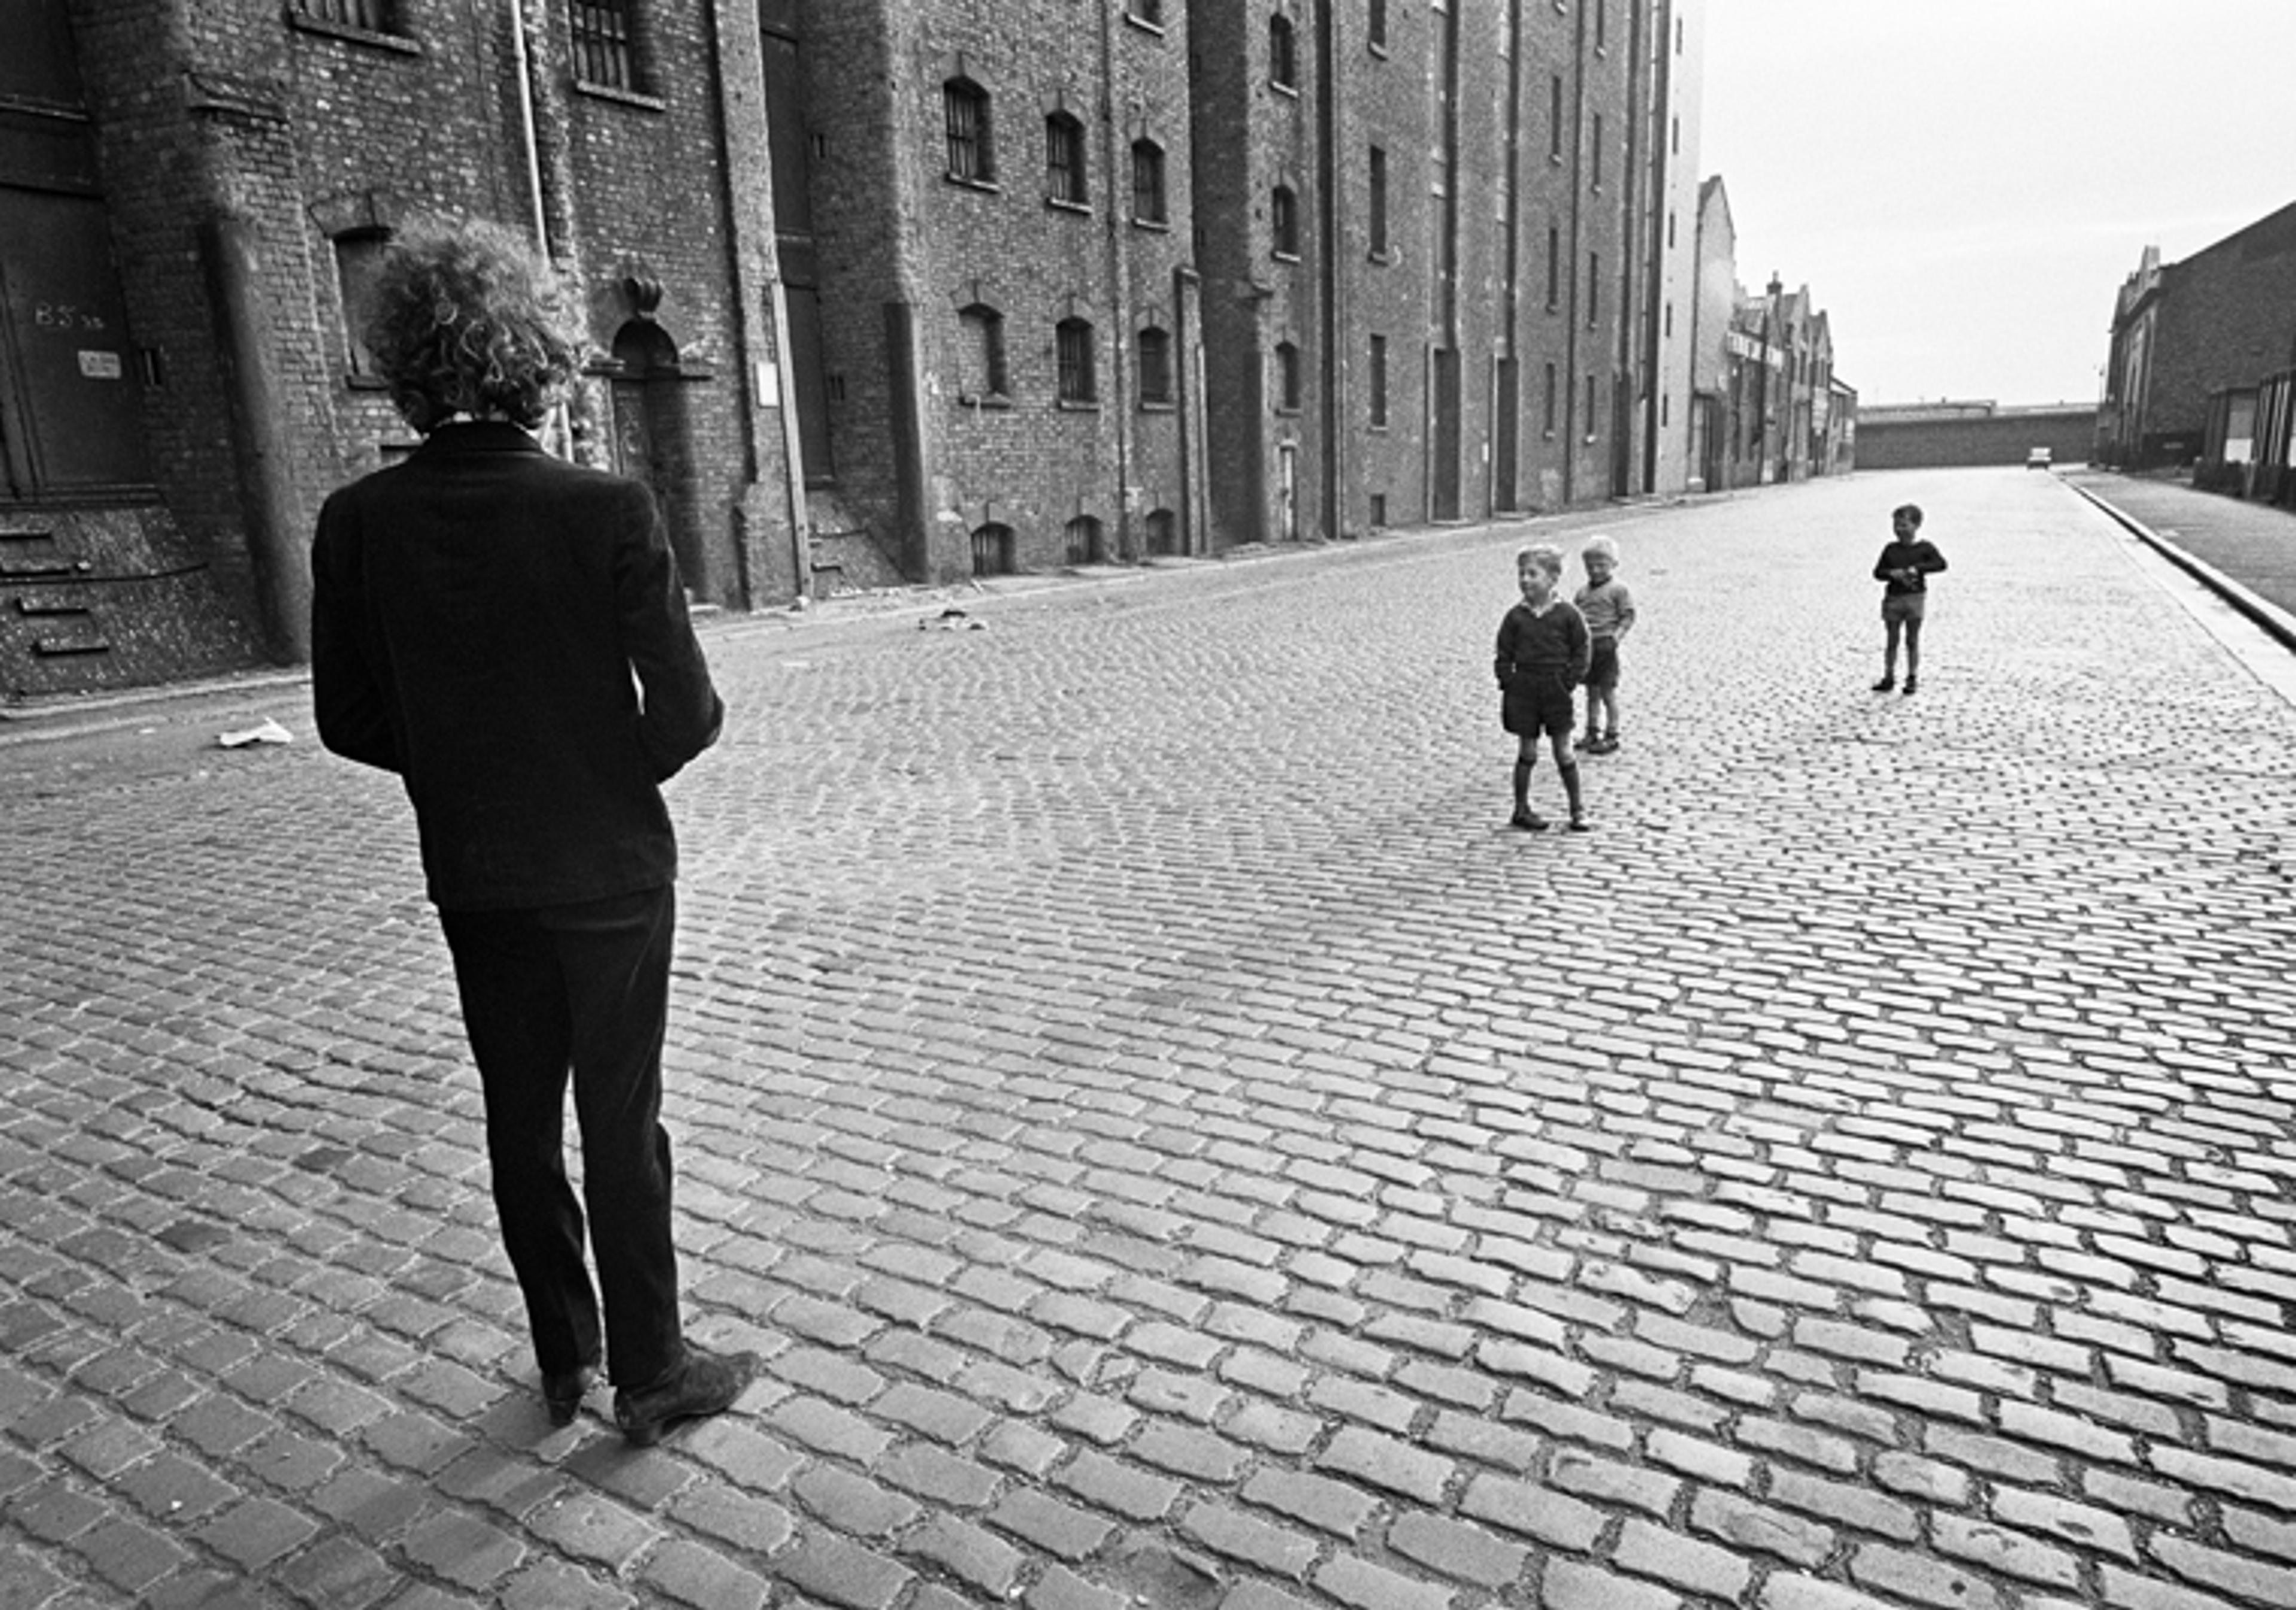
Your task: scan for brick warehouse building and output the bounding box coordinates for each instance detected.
[2,0,1712,699]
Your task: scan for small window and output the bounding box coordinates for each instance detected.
[1369,333,1388,428]
[945,78,994,184]
[971,523,1015,577]
[299,0,396,32]
[1369,492,1387,527]
[1137,327,1173,405]
[1275,341,1300,412]
[1271,184,1299,258]
[1595,0,1606,51]
[1543,362,1557,433]
[1057,317,1097,404]
[1587,252,1599,327]
[1045,112,1087,206]
[571,0,640,92]
[959,304,1007,401]
[1130,0,1164,25]
[1131,139,1167,224]
[1065,516,1104,566]
[333,228,390,380]
[1269,14,1298,89]
[1666,211,1676,250]
[1549,77,1563,161]
[1585,373,1598,440]
[1591,113,1603,190]
[1367,146,1389,258]
[1368,0,1387,50]
[1544,223,1559,310]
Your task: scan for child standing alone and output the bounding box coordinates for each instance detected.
[1495,545,1592,832]
[1573,534,1636,753]
[1871,503,1947,694]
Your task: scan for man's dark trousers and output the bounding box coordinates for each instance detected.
[441,886,684,1391]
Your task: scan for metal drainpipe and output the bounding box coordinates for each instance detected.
[1096,0,1133,560]
[506,0,576,458]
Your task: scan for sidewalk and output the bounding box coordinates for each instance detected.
[2063,469,2296,645]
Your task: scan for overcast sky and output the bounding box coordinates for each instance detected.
[1699,1,2296,407]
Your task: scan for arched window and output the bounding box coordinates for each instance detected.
[1045,111,1086,205]
[1137,327,1173,405]
[1269,14,1297,89]
[1271,185,1299,258]
[1131,139,1167,224]
[958,304,1007,402]
[1064,516,1104,566]
[1057,318,1097,404]
[944,78,993,182]
[971,522,1015,576]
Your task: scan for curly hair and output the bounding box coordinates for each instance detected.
[363,216,584,432]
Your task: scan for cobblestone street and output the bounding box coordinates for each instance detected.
[6,467,2296,1610]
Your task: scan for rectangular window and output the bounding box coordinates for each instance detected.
[1587,252,1599,327]
[1549,77,1563,160]
[300,0,394,31]
[1370,333,1388,427]
[1368,147,1388,257]
[1585,373,1597,438]
[1057,319,1097,403]
[1369,0,1387,50]
[1545,223,1559,309]
[1138,328,1173,404]
[570,0,637,91]
[945,81,992,182]
[1132,142,1167,223]
[1046,115,1086,205]
[1592,114,1603,190]
[1543,362,1557,432]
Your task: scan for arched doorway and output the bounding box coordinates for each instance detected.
[607,279,710,596]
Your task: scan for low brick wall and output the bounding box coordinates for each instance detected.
[1856,408,2098,469]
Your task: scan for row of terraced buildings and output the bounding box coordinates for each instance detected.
[1,0,1852,698]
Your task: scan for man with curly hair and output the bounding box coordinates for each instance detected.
[310,215,756,1446]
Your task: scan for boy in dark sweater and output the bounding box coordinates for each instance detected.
[1872,503,1948,694]
[1494,544,1592,831]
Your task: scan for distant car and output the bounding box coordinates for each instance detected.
[2026,446,2053,470]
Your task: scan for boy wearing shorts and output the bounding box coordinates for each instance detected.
[1872,504,1947,694]
[1573,534,1636,752]
[1495,545,1592,831]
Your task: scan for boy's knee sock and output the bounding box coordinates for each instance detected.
[1512,761,1532,806]
[1561,762,1583,814]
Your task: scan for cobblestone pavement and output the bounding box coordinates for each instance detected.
[6,467,2296,1610]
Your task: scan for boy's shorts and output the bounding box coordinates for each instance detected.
[1586,639,1621,691]
[1501,677,1574,739]
[1881,592,1927,623]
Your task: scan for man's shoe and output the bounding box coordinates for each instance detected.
[1511,809,1549,832]
[1567,812,1592,833]
[1902,678,1918,696]
[543,1366,594,1428]
[614,1349,760,1447]
[1870,676,1895,692]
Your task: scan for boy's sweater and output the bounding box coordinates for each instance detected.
[1495,600,1592,689]
[1873,538,1948,595]
[1574,578,1636,641]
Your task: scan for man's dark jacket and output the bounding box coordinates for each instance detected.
[312,422,722,911]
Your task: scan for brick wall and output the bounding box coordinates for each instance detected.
[1854,408,2097,469]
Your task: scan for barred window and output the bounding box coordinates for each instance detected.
[570,0,638,92]
[1131,140,1167,224]
[945,79,994,183]
[1046,113,1087,206]
[300,0,395,33]
[1137,327,1172,405]
[1057,318,1096,404]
